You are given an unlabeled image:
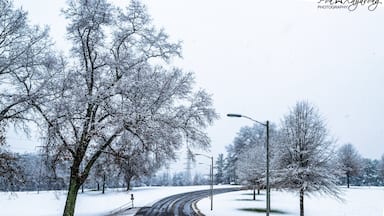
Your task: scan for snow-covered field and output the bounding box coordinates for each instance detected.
[1,186,383,215]
[0,185,216,215]
[198,186,384,216]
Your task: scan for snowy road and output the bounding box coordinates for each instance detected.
[133,187,241,216]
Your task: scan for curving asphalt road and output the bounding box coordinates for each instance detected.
[134,187,240,216]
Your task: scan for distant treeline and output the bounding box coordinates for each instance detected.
[1,149,383,192]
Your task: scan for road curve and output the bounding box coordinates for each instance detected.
[134,187,240,216]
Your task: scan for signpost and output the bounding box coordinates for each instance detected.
[131,194,134,208]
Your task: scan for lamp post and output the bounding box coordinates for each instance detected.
[227,113,270,216]
[195,153,214,211]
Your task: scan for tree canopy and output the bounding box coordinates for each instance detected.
[0,0,218,215]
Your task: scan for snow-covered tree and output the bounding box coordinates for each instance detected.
[109,131,162,191]
[359,158,380,186]
[192,172,208,185]
[0,0,55,190]
[379,154,384,185]
[16,153,39,191]
[234,124,268,198]
[29,1,217,215]
[158,171,172,186]
[87,153,117,193]
[226,121,279,199]
[172,172,188,186]
[215,153,225,184]
[8,153,67,191]
[223,147,238,184]
[337,143,362,188]
[0,0,54,123]
[0,147,23,191]
[275,101,341,216]
[225,124,268,185]
[237,144,265,200]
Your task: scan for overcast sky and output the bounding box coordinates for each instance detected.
[9,0,384,161]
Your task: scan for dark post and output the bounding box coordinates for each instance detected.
[253,185,256,200]
[266,120,270,215]
[195,153,214,211]
[210,156,214,211]
[102,173,106,194]
[131,193,134,208]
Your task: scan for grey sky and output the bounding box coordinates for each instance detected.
[10,0,384,160]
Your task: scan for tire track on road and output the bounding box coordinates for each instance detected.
[134,187,240,216]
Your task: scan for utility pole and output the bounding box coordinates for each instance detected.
[195,153,214,211]
[185,151,192,185]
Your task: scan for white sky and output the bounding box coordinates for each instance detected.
[9,0,384,161]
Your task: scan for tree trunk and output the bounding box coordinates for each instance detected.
[125,175,132,191]
[347,173,350,188]
[300,188,304,216]
[253,185,256,200]
[126,180,131,191]
[61,129,117,215]
[63,159,89,216]
[63,175,81,216]
[257,186,260,195]
[102,173,106,194]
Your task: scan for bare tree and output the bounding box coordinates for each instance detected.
[0,0,54,123]
[0,0,55,189]
[337,143,362,188]
[275,101,341,216]
[228,122,279,200]
[88,154,115,194]
[109,131,162,191]
[29,1,217,215]
[0,146,24,191]
[234,124,267,200]
[237,144,265,200]
[225,124,266,185]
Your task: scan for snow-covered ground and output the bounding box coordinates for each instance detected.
[0,185,216,215]
[198,186,384,216]
[1,186,383,215]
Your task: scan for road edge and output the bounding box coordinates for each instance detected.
[192,198,205,216]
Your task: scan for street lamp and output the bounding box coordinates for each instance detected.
[227,113,270,216]
[195,153,214,211]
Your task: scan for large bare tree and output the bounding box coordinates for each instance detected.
[275,101,341,216]
[30,1,217,215]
